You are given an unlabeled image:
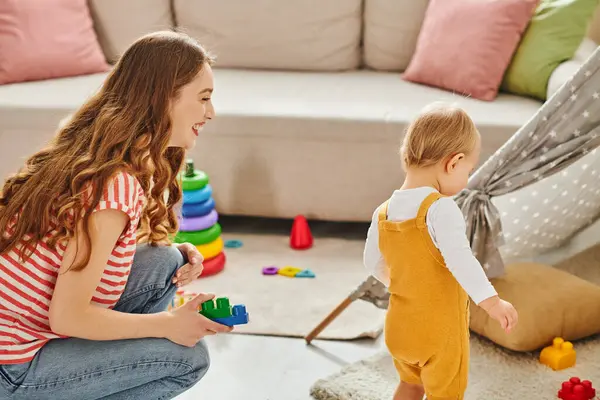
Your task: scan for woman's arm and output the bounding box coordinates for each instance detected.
[48,208,171,340]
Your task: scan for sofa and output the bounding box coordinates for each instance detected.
[1,0,599,222]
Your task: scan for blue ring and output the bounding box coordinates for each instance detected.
[224,239,243,248]
[183,184,213,205]
[182,197,215,218]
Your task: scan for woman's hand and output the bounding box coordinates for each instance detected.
[173,243,204,287]
[165,293,233,346]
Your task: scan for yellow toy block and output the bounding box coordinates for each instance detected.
[539,337,576,371]
[168,290,197,311]
[278,266,303,277]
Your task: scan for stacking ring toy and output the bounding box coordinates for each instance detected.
[181,159,209,191]
[175,223,222,246]
[182,198,215,218]
[196,236,224,260]
[201,252,226,277]
[224,239,243,248]
[262,266,279,275]
[183,184,213,205]
[179,209,218,232]
[181,170,209,191]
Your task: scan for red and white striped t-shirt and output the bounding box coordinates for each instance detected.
[0,171,145,364]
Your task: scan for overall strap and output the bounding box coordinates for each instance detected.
[416,192,443,228]
[378,200,390,222]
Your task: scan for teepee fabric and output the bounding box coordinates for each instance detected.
[354,46,600,308]
[493,150,600,260]
[455,46,600,278]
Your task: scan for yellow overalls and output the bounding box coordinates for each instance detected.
[379,192,470,400]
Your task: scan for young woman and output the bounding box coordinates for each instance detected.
[0,31,232,400]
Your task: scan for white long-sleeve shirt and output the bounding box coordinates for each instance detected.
[363,187,497,305]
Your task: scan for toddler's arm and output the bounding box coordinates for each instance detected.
[427,197,497,305]
[363,205,390,286]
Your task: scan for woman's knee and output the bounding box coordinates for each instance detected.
[179,339,211,387]
[162,244,187,270]
[134,244,186,277]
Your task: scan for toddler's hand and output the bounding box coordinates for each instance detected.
[478,296,518,333]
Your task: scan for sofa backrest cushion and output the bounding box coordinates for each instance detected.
[363,0,430,72]
[89,0,174,63]
[0,0,109,85]
[173,0,362,71]
[403,0,539,102]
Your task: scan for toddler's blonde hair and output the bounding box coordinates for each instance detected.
[400,102,479,169]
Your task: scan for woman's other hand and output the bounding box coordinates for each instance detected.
[173,242,204,287]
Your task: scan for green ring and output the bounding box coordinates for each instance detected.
[175,223,222,246]
[181,170,209,191]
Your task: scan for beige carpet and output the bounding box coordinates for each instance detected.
[311,243,600,399]
[185,231,386,340]
[310,333,600,400]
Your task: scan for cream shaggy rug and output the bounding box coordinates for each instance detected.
[185,231,386,340]
[311,243,600,399]
[310,333,600,400]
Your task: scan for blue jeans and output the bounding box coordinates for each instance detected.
[0,244,209,400]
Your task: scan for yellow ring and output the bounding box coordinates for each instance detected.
[196,236,224,260]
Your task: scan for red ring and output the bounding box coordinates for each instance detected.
[200,251,226,277]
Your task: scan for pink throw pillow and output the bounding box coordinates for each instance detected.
[403,0,538,101]
[0,0,110,85]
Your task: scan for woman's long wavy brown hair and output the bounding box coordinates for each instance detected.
[0,31,214,271]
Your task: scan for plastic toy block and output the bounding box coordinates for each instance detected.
[295,269,316,278]
[558,377,596,400]
[262,266,279,275]
[290,215,313,250]
[168,291,197,311]
[199,297,233,319]
[540,337,576,371]
[278,266,303,277]
[212,305,249,327]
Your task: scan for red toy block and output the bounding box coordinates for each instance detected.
[290,215,313,250]
[558,377,596,400]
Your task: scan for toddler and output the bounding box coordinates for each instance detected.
[363,103,518,400]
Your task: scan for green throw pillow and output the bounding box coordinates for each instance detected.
[501,0,599,101]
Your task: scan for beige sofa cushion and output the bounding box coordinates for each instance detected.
[173,0,362,71]
[89,0,174,63]
[363,0,430,71]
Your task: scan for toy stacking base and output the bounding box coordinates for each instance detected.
[176,159,226,278]
[201,252,226,277]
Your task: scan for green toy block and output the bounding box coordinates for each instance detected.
[200,297,233,319]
